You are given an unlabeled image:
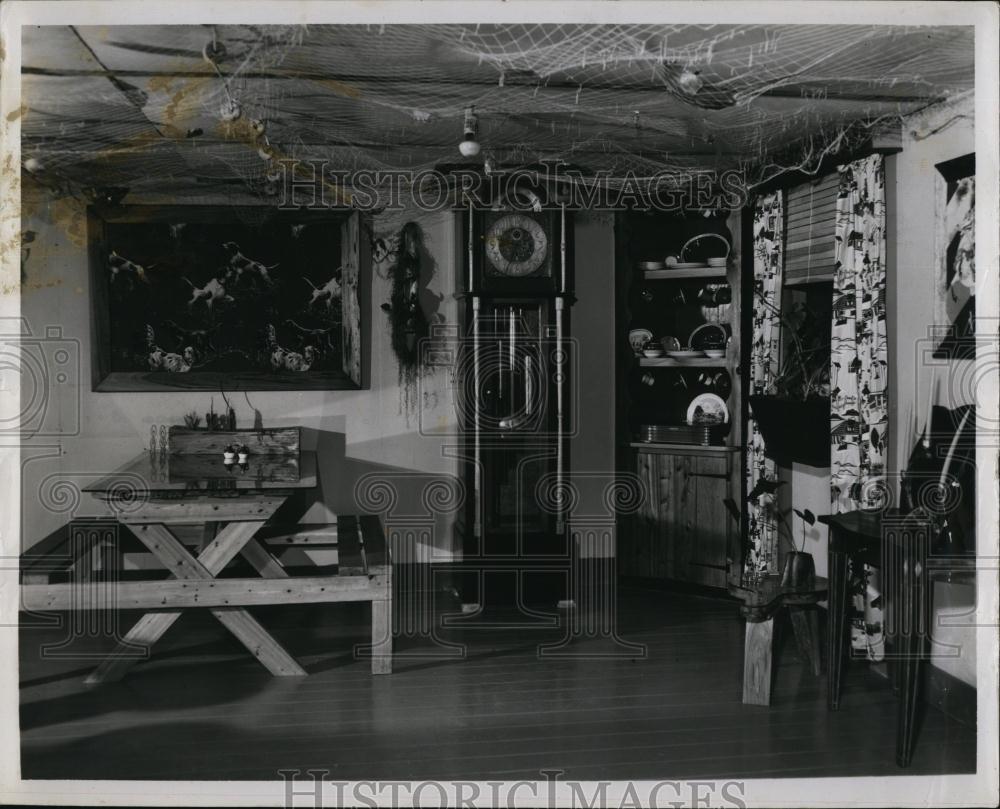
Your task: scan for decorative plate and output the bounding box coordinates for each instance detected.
[689,322,728,350]
[628,328,653,354]
[687,393,729,425]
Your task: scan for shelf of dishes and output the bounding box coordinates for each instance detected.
[637,233,731,275]
[643,267,729,280]
[628,323,732,362]
[638,356,728,367]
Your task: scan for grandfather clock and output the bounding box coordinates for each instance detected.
[459,202,575,607]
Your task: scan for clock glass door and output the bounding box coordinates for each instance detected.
[474,299,565,562]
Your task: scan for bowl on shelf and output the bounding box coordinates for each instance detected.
[642,348,664,358]
[640,260,665,271]
[704,349,726,359]
[707,257,728,268]
[628,328,653,355]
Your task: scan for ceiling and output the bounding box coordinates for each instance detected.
[19,23,975,203]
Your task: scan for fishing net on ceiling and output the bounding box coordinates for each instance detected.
[19,22,974,208]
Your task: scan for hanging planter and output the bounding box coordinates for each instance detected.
[749,395,830,468]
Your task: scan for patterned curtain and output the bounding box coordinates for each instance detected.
[746,191,784,578]
[830,153,889,660]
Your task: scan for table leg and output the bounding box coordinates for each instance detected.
[88,521,302,683]
[371,599,393,675]
[790,606,822,676]
[827,545,850,710]
[742,617,774,706]
[896,529,929,768]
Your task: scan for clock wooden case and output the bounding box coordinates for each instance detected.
[459,204,575,606]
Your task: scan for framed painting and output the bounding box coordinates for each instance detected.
[932,153,975,360]
[88,206,369,391]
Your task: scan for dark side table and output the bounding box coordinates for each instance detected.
[821,509,968,768]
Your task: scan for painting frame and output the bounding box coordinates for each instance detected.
[88,205,370,392]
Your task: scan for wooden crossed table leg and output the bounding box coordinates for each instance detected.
[87,520,305,684]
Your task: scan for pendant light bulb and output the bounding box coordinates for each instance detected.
[459,106,481,157]
[677,67,704,96]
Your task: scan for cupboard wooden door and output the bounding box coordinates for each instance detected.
[620,450,733,588]
[687,455,730,588]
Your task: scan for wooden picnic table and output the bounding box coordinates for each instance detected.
[20,447,391,683]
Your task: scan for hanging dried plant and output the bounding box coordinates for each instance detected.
[380,221,428,369]
[379,222,430,416]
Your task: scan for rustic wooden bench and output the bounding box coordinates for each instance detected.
[256,515,393,674]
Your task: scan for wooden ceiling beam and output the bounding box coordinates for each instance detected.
[19,65,946,104]
[19,136,744,158]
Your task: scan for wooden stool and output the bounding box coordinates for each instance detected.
[733,575,828,705]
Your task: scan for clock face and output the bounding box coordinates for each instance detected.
[484,214,549,277]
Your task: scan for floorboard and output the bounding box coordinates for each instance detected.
[18,582,977,781]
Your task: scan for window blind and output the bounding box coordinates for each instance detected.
[784,172,838,285]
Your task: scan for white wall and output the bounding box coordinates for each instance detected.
[887,91,976,477]
[568,210,617,558]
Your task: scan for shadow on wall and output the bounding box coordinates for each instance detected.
[302,428,465,532]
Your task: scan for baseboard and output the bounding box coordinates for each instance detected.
[924,663,977,727]
[617,574,734,601]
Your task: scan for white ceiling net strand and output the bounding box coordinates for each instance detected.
[19,23,974,206]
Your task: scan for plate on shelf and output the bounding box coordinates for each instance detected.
[686,393,729,425]
[666,350,705,360]
[628,328,653,354]
[672,262,708,270]
[689,322,728,350]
